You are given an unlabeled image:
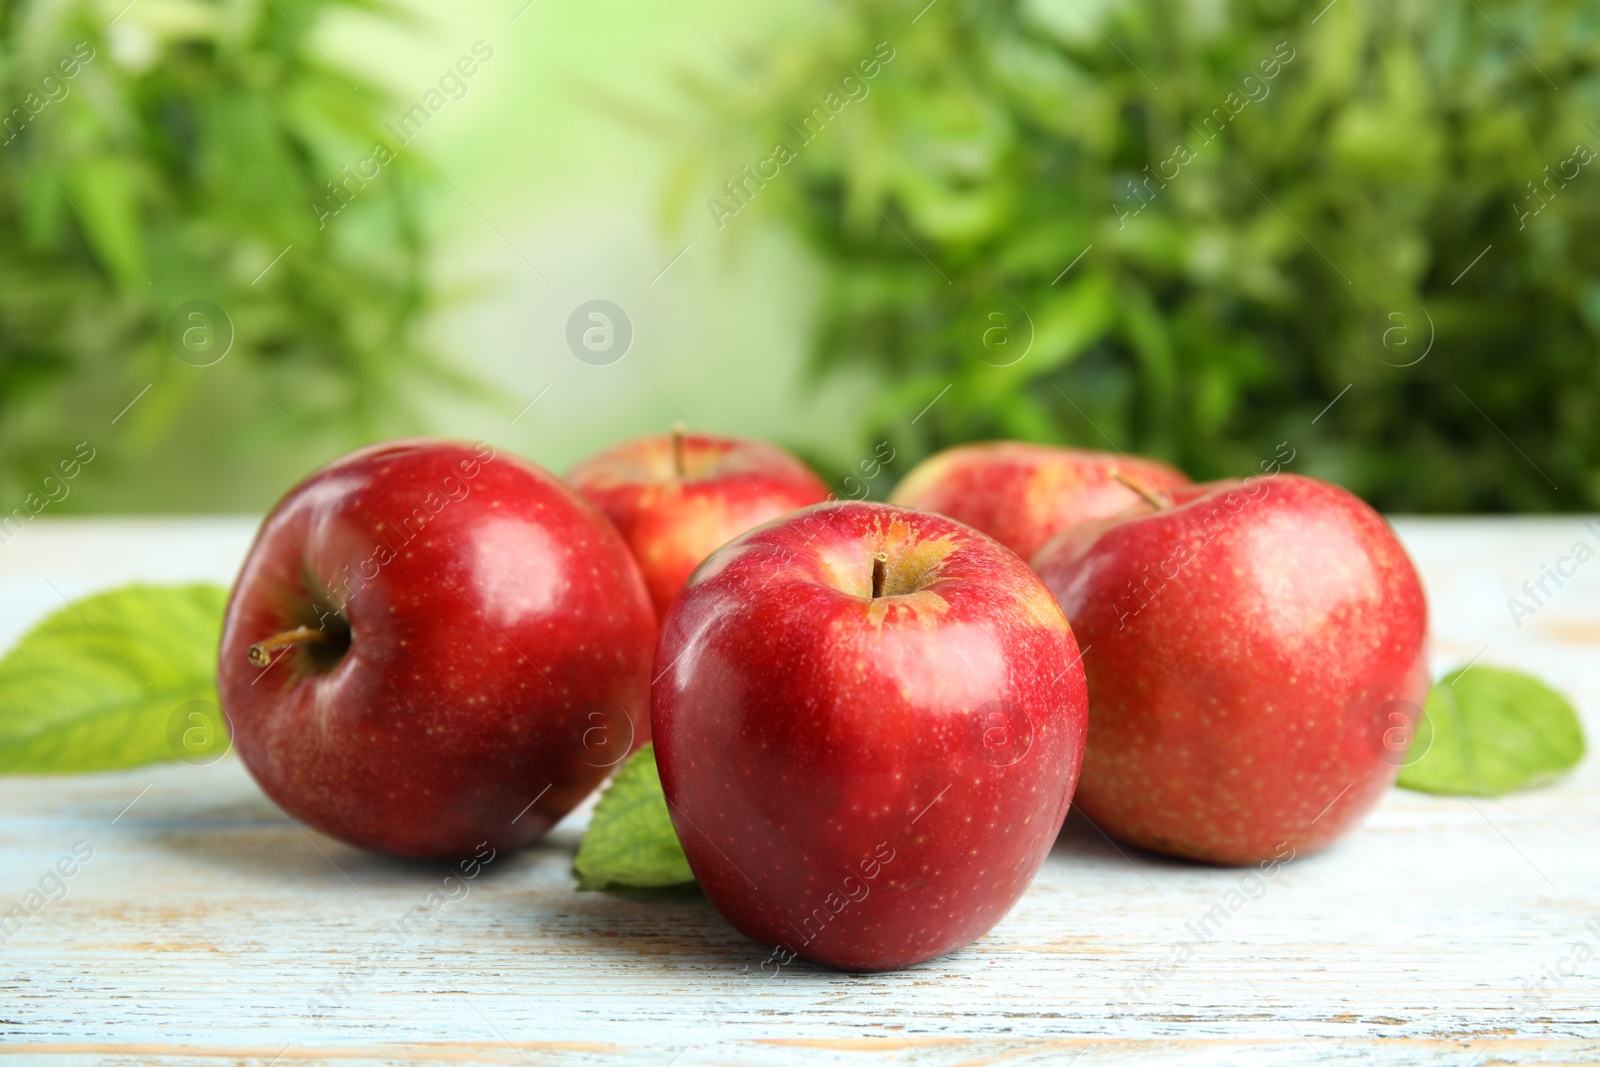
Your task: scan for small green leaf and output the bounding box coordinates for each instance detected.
[1398,666,1586,796]
[0,584,230,773]
[573,744,695,890]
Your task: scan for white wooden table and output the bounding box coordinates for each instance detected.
[1,517,1597,1065]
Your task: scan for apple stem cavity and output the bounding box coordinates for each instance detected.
[1113,470,1170,511]
[248,626,334,667]
[871,552,889,599]
[671,423,687,479]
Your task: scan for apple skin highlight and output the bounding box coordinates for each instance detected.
[653,501,1089,971]
[1033,473,1430,866]
[218,439,656,861]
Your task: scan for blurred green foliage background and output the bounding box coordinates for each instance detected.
[0,0,1596,514]
[686,0,1600,512]
[0,0,451,511]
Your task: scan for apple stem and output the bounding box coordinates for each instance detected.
[671,423,687,478]
[871,552,889,598]
[1113,470,1170,510]
[248,626,332,667]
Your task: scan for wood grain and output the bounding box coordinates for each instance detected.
[1,517,1597,1065]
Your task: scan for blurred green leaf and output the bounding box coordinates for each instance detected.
[1399,666,1585,796]
[0,584,229,772]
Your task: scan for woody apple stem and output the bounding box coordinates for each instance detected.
[248,626,331,667]
[1113,470,1170,510]
[871,552,889,599]
[671,423,687,478]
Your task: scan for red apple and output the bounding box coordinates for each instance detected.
[889,442,1190,561]
[217,439,656,860]
[653,501,1089,971]
[1032,473,1429,865]
[568,429,830,619]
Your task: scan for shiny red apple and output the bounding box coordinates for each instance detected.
[653,501,1089,971]
[568,429,830,619]
[889,442,1189,561]
[217,439,655,860]
[1032,473,1429,865]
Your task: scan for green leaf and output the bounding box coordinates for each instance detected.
[573,744,695,890]
[0,584,230,773]
[1398,666,1586,796]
